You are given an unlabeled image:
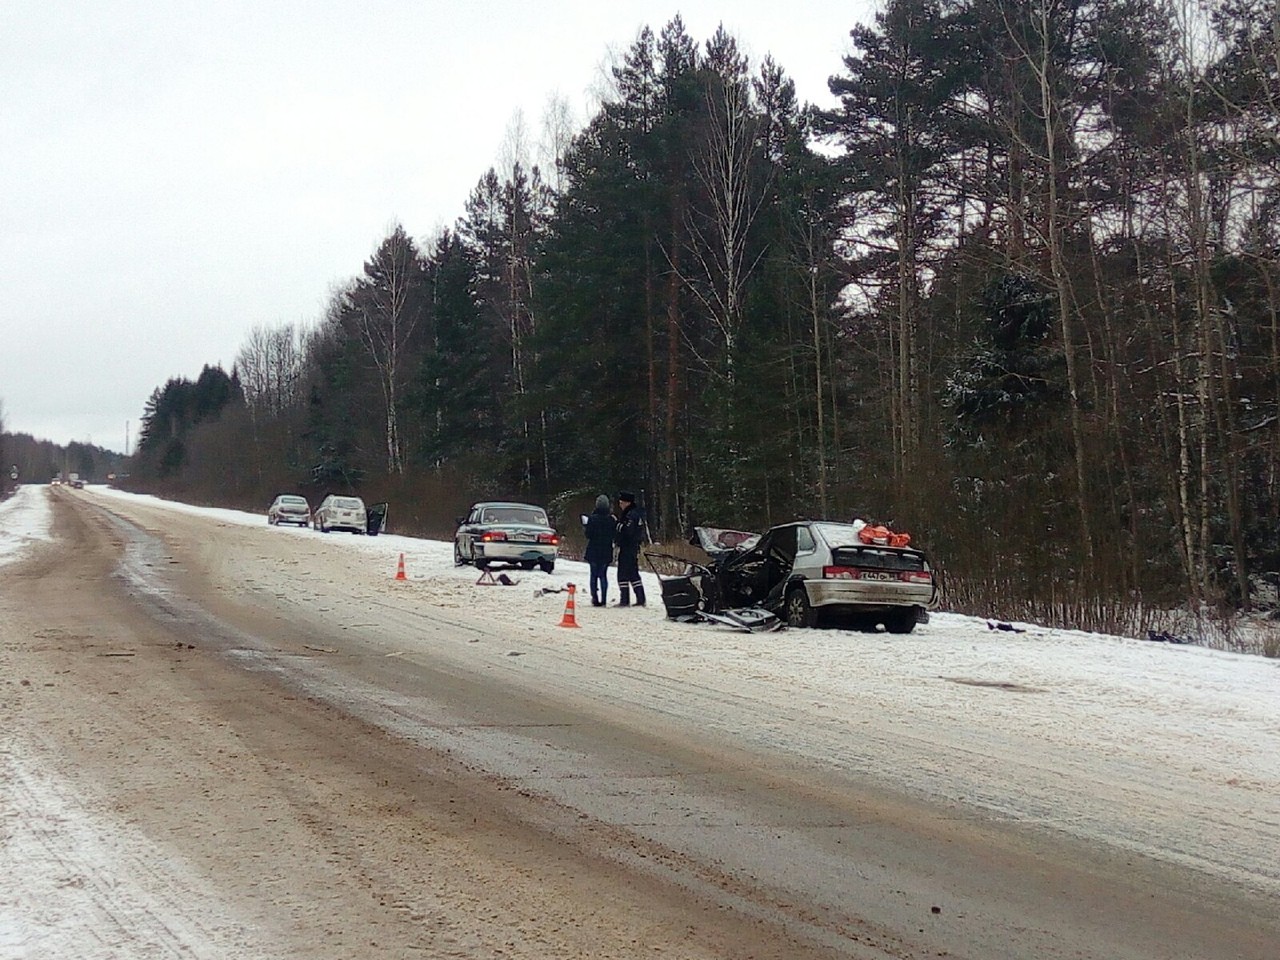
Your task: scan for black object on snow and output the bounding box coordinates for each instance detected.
[1145,629,1192,644]
[366,502,389,536]
[986,620,1026,633]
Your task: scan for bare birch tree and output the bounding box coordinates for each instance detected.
[995,0,1096,565]
[345,225,424,475]
[538,92,578,196]
[683,43,771,388]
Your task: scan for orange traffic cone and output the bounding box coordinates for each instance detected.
[395,553,407,581]
[558,583,580,628]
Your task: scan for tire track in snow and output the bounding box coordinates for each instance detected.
[0,738,261,960]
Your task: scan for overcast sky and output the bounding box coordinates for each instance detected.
[1,1,875,454]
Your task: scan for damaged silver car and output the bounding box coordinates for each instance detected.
[694,522,936,632]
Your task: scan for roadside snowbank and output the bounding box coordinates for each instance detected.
[0,485,53,566]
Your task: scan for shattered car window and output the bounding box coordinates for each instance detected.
[813,523,867,547]
[693,527,761,554]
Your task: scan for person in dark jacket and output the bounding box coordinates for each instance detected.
[613,491,647,607]
[583,494,616,607]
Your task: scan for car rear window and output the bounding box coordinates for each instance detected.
[829,545,927,571]
[281,497,308,506]
[482,506,547,525]
[813,523,865,546]
[334,498,364,510]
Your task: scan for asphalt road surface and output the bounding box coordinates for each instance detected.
[2,488,1276,959]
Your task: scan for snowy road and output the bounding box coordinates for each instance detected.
[2,484,1278,959]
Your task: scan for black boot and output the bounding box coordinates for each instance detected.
[634,583,646,607]
[617,585,630,607]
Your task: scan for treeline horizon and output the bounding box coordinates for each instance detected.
[0,428,126,493]
[125,1,1280,636]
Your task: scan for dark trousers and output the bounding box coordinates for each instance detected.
[589,562,609,604]
[616,551,645,606]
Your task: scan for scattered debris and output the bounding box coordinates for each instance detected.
[1145,629,1192,644]
[680,608,783,633]
[476,568,519,586]
[945,676,1045,694]
[987,620,1026,633]
[644,551,783,632]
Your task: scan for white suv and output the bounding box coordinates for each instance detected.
[313,495,367,534]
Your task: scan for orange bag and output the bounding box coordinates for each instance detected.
[858,524,891,545]
[857,524,912,548]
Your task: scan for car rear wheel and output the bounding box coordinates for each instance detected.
[885,607,917,634]
[784,586,818,628]
[538,559,555,574]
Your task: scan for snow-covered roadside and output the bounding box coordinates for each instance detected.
[21,485,1280,900]
[0,485,53,567]
[0,740,260,960]
[1,486,264,959]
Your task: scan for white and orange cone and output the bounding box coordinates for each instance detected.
[557,583,580,628]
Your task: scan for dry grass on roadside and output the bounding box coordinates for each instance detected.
[937,568,1280,658]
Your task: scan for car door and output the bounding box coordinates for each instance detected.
[790,524,820,580]
[761,525,799,604]
[460,506,481,559]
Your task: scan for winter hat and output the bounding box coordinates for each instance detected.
[595,494,610,510]
[618,490,635,503]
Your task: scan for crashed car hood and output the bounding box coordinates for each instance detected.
[691,526,761,557]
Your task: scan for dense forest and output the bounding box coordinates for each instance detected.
[125,1,1280,633]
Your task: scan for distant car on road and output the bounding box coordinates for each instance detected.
[267,494,311,527]
[313,495,367,534]
[454,501,559,573]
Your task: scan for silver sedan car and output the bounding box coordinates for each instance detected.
[453,501,559,573]
[267,494,311,527]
